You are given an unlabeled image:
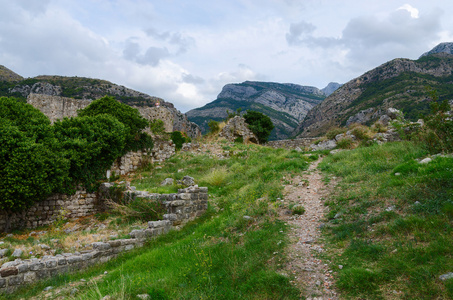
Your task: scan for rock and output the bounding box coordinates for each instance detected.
[439,272,453,281]
[12,249,23,258]
[0,249,8,257]
[310,139,337,151]
[178,176,195,187]
[137,294,151,299]
[218,116,259,144]
[379,114,391,126]
[243,216,253,220]
[394,173,401,176]
[129,230,145,239]
[39,244,51,250]
[420,157,432,164]
[338,265,343,269]
[334,212,343,219]
[101,296,112,300]
[160,178,174,186]
[386,206,395,212]
[387,108,404,120]
[43,286,53,291]
[294,147,302,152]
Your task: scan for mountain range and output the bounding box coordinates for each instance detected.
[186,81,340,140]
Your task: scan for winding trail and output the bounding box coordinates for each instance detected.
[281,158,338,300]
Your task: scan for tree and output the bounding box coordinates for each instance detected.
[0,98,68,231]
[53,115,127,192]
[243,110,274,144]
[78,96,153,152]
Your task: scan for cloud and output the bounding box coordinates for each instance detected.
[286,21,316,45]
[286,6,443,72]
[398,4,419,18]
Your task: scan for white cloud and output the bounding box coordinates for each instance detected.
[398,4,420,18]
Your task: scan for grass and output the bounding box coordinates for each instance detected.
[319,141,453,299]
[5,143,309,299]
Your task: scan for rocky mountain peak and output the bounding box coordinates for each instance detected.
[420,42,453,58]
[321,82,342,96]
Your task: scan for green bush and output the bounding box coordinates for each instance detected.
[243,110,274,144]
[208,120,220,134]
[53,115,127,192]
[170,131,187,150]
[326,127,347,140]
[337,137,354,149]
[78,96,153,152]
[149,119,166,134]
[0,98,68,231]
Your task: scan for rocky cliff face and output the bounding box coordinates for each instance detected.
[1,71,201,138]
[295,52,453,137]
[186,81,326,140]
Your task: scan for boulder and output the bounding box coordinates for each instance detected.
[218,116,258,144]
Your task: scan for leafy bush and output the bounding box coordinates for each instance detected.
[170,131,188,150]
[53,115,127,192]
[208,120,220,134]
[417,99,453,153]
[0,98,68,231]
[243,110,274,144]
[78,96,153,152]
[349,124,371,141]
[149,119,166,134]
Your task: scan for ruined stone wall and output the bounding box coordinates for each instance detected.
[27,93,92,123]
[109,139,175,175]
[0,186,208,293]
[265,138,318,150]
[0,191,98,233]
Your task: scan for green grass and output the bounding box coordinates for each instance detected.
[319,141,453,299]
[5,143,309,299]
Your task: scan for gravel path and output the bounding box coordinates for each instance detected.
[281,158,338,300]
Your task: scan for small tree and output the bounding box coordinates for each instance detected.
[78,96,153,152]
[243,110,274,144]
[171,131,188,150]
[53,115,127,192]
[208,120,220,134]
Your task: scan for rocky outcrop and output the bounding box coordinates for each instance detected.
[218,116,258,144]
[295,52,453,138]
[186,81,326,140]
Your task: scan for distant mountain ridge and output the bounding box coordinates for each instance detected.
[186,81,339,140]
[295,45,453,137]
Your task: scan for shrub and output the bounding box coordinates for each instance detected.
[0,98,68,231]
[326,127,347,140]
[170,131,187,150]
[337,137,355,149]
[149,119,166,134]
[349,124,371,141]
[78,96,153,152]
[243,110,274,144]
[208,120,220,134]
[53,115,127,192]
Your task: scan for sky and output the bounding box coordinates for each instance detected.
[1,1,452,112]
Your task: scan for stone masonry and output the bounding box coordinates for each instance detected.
[0,185,208,293]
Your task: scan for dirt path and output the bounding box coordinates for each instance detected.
[281,158,338,300]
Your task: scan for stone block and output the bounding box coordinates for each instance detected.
[107,240,122,248]
[17,263,29,273]
[0,267,18,277]
[178,193,192,200]
[169,200,185,207]
[91,242,111,251]
[0,278,5,288]
[35,269,49,279]
[67,256,82,264]
[7,275,24,286]
[57,257,67,265]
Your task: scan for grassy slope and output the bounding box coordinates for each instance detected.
[319,142,453,299]
[6,143,314,300]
